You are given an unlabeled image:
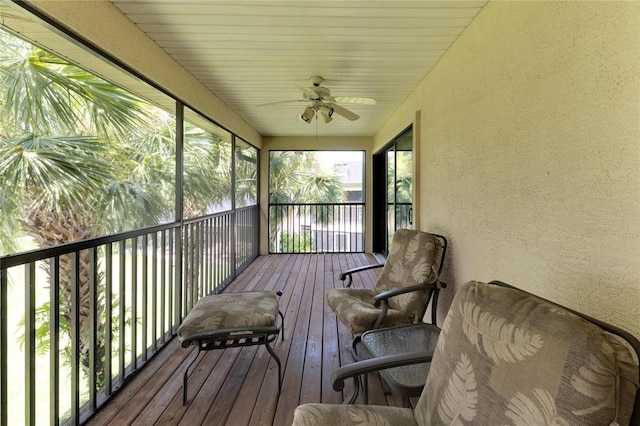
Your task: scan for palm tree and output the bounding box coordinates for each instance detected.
[0,31,176,390]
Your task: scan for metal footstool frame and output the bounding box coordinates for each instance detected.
[178,291,285,405]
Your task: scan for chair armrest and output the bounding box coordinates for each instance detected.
[338,263,384,287]
[371,283,430,307]
[330,351,434,403]
[371,282,448,328]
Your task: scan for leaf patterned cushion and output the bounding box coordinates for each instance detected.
[326,287,415,334]
[177,291,279,342]
[415,281,640,426]
[375,229,439,314]
[292,403,418,426]
[327,230,442,334]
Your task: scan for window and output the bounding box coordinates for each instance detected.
[268,150,364,253]
[183,107,232,217]
[235,138,258,208]
[0,27,176,256]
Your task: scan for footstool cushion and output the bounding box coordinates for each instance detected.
[178,290,280,343]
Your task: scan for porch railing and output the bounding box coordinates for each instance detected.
[0,205,259,425]
[268,203,364,253]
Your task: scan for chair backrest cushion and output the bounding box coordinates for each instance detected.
[375,229,439,318]
[415,281,639,426]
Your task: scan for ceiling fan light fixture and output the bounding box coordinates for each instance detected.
[321,112,333,123]
[319,105,334,117]
[299,106,315,123]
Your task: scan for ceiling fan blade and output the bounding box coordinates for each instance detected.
[333,96,377,105]
[255,99,304,107]
[299,86,320,98]
[331,104,360,121]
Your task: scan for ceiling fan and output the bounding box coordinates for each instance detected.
[258,76,376,123]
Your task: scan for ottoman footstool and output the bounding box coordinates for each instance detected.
[177,290,284,404]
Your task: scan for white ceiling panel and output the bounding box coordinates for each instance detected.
[110,0,488,137]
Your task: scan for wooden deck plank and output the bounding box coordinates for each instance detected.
[321,254,343,404]
[87,254,411,426]
[151,346,228,424]
[334,253,364,401]
[225,255,294,426]
[245,255,303,426]
[298,255,323,406]
[197,346,259,425]
[89,339,186,425]
[205,255,293,425]
[272,255,316,425]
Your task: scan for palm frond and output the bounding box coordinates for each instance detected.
[0,133,112,211]
[298,174,345,204]
[0,186,21,255]
[0,40,151,138]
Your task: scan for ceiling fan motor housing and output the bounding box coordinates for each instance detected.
[304,86,331,102]
[310,76,324,86]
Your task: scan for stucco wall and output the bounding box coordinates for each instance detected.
[377,1,640,338]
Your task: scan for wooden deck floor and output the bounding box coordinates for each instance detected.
[87,254,409,426]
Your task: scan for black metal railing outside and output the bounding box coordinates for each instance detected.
[268,203,364,253]
[0,205,259,425]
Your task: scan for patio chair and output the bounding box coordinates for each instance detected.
[326,229,447,337]
[293,281,640,426]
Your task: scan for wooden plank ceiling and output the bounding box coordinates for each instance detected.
[109,0,487,137]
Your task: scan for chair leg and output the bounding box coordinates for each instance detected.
[278,311,285,340]
[183,345,202,406]
[402,395,411,408]
[351,335,362,357]
[381,376,392,395]
[431,289,440,325]
[343,375,361,405]
[265,340,282,394]
[363,374,369,404]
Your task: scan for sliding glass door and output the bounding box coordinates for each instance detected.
[373,126,413,255]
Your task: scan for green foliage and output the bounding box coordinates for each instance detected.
[17,297,132,390]
[0,33,151,139]
[182,123,231,217]
[279,231,312,253]
[0,29,189,397]
[235,141,258,207]
[269,151,345,204]
[0,29,177,244]
[0,134,112,215]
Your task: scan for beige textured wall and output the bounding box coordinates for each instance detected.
[24,0,261,146]
[377,1,640,338]
[259,136,374,254]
